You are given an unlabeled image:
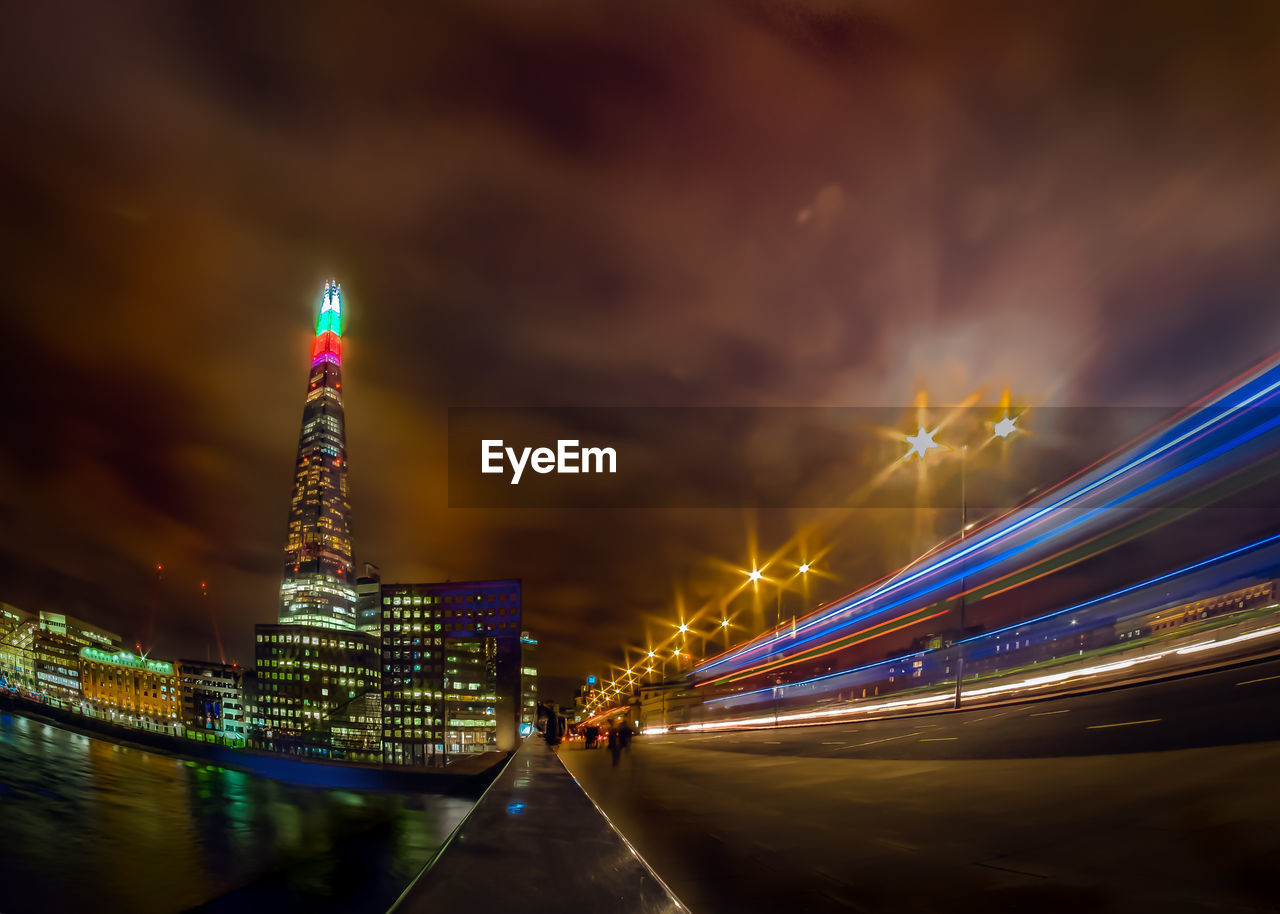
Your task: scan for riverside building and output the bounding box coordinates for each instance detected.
[380,579,525,765]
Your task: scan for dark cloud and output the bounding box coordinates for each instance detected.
[2,1,1280,700]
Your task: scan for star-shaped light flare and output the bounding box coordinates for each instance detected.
[989,414,1018,439]
[904,425,945,461]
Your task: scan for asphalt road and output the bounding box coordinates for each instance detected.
[560,656,1280,914]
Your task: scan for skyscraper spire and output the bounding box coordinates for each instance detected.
[278,280,357,629]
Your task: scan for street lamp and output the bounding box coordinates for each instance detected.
[896,404,1025,707]
[955,445,968,708]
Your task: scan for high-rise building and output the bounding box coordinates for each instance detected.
[356,563,382,635]
[379,579,524,766]
[278,280,358,630]
[251,623,380,760]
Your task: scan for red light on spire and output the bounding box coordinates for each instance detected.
[311,331,342,365]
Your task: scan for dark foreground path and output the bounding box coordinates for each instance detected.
[562,660,1280,913]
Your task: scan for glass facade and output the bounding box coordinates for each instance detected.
[0,607,38,692]
[520,633,538,737]
[278,280,358,630]
[380,580,523,765]
[356,563,382,634]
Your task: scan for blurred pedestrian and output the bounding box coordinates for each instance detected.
[544,713,563,752]
[606,720,623,767]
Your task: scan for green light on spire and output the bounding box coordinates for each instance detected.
[315,280,343,337]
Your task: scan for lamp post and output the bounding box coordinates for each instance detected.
[955,445,968,709]
[902,408,1022,709]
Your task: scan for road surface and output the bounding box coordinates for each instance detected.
[561,656,1280,913]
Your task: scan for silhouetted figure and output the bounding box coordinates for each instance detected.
[544,713,563,752]
[584,724,599,749]
[618,719,635,754]
[606,721,623,767]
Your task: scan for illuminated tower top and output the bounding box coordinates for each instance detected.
[312,279,344,365]
[278,280,358,630]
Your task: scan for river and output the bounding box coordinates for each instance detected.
[0,711,474,914]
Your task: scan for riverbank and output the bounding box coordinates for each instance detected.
[0,690,508,794]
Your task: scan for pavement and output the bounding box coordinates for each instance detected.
[391,738,685,914]
[560,657,1280,913]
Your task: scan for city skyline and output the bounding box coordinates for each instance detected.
[5,5,1280,913]
[4,4,1280,701]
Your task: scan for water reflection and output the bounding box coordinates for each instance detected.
[0,712,473,914]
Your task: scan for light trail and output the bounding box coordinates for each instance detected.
[696,353,1280,684]
[698,528,1280,708]
[649,620,1280,735]
[709,361,1280,670]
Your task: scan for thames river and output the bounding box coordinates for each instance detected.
[0,712,474,914]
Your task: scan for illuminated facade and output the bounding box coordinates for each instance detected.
[278,280,358,630]
[380,579,524,766]
[0,603,37,692]
[251,623,380,760]
[37,611,120,649]
[356,563,382,634]
[33,631,82,701]
[520,633,538,736]
[1,609,123,701]
[79,646,180,727]
[175,659,246,745]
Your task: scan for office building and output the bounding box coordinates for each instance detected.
[356,563,382,634]
[251,623,380,759]
[175,659,246,745]
[380,579,524,765]
[0,604,37,692]
[37,611,120,649]
[520,632,538,737]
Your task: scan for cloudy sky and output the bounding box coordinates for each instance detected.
[2,1,1279,699]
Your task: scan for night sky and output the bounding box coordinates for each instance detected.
[2,2,1280,701]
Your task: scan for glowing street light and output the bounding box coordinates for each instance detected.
[720,618,730,628]
[904,425,944,461]
[798,563,810,574]
[989,413,1018,439]
[747,568,763,583]
[676,622,689,635]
